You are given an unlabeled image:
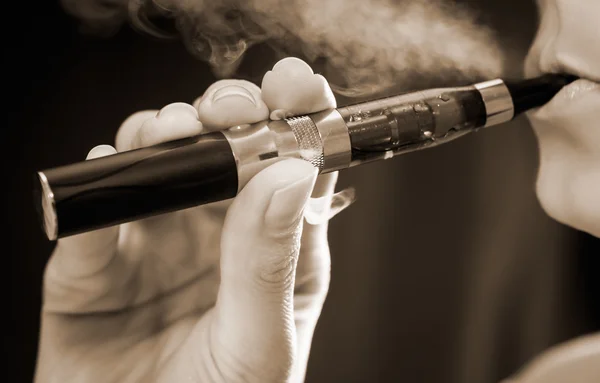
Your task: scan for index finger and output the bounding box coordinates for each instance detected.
[261,57,337,119]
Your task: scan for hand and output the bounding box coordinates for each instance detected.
[524,0,600,237]
[34,57,353,383]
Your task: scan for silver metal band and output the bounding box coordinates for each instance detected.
[474,79,515,128]
[222,120,296,192]
[37,171,58,241]
[286,116,325,169]
[307,109,352,172]
[222,110,352,192]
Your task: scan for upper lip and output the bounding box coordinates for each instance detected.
[543,58,599,85]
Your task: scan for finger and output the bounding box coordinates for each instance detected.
[53,145,120,263]
[116,102,205,230]
[294,173,338,300]
[194,159,318,381]
[261,56,337,119]
[259,57,347,300]
[297,176,356,300]
[259,58,350,382]
[195,79,270,131]
[115,110,158,152]
[46,103,211,313]
[43,144,120,311]
[127,103,204,150]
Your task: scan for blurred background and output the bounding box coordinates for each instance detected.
[7,0,599,382]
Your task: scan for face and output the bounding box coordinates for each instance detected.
[525,0,600,237]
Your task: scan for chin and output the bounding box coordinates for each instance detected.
[532,145,600,238]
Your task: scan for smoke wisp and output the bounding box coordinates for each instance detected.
[61,0,505,97]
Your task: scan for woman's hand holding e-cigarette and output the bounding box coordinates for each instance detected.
[35,57,354,383]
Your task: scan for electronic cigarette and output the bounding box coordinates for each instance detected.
[34,73,578,240]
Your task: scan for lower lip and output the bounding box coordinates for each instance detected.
[551,78,599,104]
[526,80,600,148]
[536,78,600,116]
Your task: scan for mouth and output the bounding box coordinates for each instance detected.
[555,78,600,101]
[536,59,600,111]
[530,74,600,123]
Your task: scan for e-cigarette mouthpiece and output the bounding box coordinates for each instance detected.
[35,73,577,240]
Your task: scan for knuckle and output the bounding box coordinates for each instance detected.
[254,239,300,292]
[256,256,296,292]
[115,110,157,151]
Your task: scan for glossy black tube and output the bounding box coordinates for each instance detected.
[35,132,238,240]
[505,73,579,115]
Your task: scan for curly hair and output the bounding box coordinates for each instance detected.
[60,0,505,97]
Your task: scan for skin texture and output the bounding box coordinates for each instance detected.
[34,57,352,383]
[510,0,600,381]
[525,0,600,238]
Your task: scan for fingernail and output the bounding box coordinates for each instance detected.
[305,187,357,225]
[265,168,318,231]
[212,85,257,106]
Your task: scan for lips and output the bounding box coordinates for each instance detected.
[539,78,600,114]
[523,0,600,237]
[528,77,600,156]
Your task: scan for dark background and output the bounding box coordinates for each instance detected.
[7,1,600,382]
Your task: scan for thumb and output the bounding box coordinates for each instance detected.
[212,158,318,381]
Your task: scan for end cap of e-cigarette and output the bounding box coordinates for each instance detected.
[35,172,58,241]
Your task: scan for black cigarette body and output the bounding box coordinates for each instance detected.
[35,133,238,239]
[35,74,577,240]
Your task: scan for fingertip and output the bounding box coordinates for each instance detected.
[86,144,117,160]
[271,57,315,76]
[261,58,337,116]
